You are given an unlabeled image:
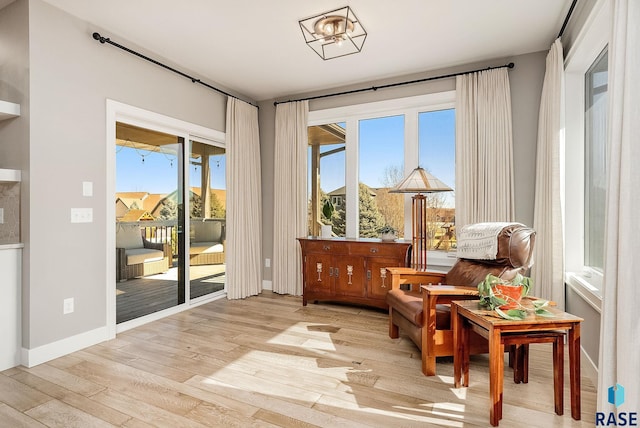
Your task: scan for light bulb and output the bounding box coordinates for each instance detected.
[324,23,334,35]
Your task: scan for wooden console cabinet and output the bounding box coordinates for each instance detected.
[298,237,411,309]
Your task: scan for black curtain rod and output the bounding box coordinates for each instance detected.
[558,0,578,38]
[273,62,514,106]
[92,32,257,107]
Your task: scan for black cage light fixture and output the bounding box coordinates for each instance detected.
[299,6,367,60]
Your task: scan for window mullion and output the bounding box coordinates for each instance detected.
[345,118,359,238]
[403,111,419,239]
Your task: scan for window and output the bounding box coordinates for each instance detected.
[419,109,456,251]
[307,122,346,237]
[307,92,456,263]
[358,115,405,238]
[564,0,609,297]
[584,49,608,272]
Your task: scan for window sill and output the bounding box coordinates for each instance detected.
[565,271,602,313]
[426,250,457,272]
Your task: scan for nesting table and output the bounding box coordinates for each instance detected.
[451,299,583,426]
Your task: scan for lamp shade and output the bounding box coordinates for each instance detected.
[389,167,452,194]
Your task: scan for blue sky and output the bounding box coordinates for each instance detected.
[317,109,455,205]
[116,143,226,194]
[117,110,455,203]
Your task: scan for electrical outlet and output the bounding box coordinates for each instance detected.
[265,258,271,268]
[63,298,74,314]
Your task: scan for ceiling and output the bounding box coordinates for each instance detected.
[38,1,571,102]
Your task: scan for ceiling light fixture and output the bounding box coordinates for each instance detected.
[299,6,367,60]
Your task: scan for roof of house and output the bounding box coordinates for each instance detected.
[119,209,155,222]
[327,185,377,197]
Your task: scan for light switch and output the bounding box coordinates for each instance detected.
[82,181,93,197]
[71,208,93,223]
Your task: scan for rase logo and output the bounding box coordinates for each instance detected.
[596,384,638,426]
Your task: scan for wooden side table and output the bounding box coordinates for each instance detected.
[452,299,583,426]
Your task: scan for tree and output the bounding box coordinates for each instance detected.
[376,164,405,237]
[375,188,404,237]
[209,193,226,218]
[190,193,202,218]
[425,192,449,250]
[358,183,385,237]
[158,198,177,220]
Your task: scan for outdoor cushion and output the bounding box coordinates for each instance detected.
[125,248,164,265]
[190,242,224,254]
[192,220,222,243]
[116,225,143,250]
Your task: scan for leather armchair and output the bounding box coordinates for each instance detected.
[386,223,536,376]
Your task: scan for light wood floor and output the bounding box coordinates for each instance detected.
[1,292,596,427]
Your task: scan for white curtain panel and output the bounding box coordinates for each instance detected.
[598,0,640,413]
[456,67,515,227]
[273,101,309,296]
[225,98,263,299]
[531,39,565,308]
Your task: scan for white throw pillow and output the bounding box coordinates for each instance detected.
[116,224,143,249]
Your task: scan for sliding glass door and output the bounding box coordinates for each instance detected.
[115,122,185,323]
[189,140,226,300]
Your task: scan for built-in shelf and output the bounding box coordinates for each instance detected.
[0,100,20,121]
[0,169,21,182]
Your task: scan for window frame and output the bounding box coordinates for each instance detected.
[308,91,456,268]
[564,0,609,303]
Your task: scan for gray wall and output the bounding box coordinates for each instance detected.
[0,0,250,350]
[0,0,29,171]
[259,51,546,283]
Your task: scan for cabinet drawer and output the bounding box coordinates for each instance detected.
[302,240,344,254]
[347,242,406,258]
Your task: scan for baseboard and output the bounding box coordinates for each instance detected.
[262,280,273,291]
[22,326,109,368]
[582,345,598,389]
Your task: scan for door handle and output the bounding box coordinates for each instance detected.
[367,270,371,280]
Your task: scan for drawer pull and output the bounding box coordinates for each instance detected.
[370,247,378,253]
[323,245,331,251]
[366,270,371,280]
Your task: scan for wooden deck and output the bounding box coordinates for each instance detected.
[2,292,597,427]
[116,264,225,323]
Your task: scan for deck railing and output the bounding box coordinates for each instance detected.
[117,218,226,258]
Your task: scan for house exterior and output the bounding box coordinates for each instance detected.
[0,0,607,387]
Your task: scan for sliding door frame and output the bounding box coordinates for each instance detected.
[106,100,225,338]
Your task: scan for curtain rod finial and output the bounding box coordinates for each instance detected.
[92,32,107,43]
[508,62,515,69]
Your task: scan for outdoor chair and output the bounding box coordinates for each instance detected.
[116,224,171,281]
